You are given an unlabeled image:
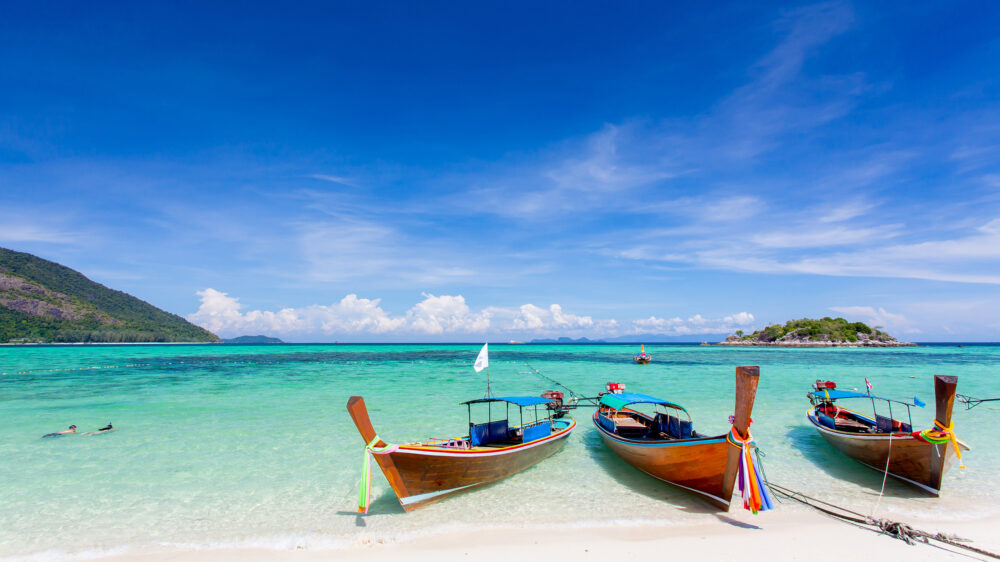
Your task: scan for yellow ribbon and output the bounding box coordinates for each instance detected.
[934,419,965,469]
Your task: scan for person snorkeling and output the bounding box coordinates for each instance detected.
[83,422,115,436]
[41,424,77,438]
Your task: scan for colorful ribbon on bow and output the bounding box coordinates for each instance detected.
[726,427,774,514]
[912,419,965,469]
[358,435,399,514]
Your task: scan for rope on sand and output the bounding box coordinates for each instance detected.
[766,482,1000,560]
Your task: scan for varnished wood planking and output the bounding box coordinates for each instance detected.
[592,366,761,511]
[347,396,574,512]
[807,374,968,495]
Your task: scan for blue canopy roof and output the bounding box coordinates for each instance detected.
[599,392,687,412]
[461,396,552,407]
[810,388,926,408]
[810,389,873,401]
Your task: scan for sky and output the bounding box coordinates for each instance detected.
[2,1,1000,342]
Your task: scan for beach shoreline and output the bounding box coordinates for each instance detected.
[88,509,1000,562]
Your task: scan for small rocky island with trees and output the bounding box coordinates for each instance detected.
[718,317,914,347]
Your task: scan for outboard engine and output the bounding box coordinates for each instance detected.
[542,390,565,418]
[606,382,626,394]
[542,390,564,409]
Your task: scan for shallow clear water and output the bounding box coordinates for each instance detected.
[1,343,998,559]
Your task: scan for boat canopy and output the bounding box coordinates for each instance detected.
[461,396,552,407]
[809,389,925,408]
[810,389,879,401]
[599,392,687,412]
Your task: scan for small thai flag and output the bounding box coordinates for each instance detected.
[865,378,873,391]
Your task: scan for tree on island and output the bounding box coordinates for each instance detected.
[724,317,906,345]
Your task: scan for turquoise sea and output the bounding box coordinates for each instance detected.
[2,343,998,559]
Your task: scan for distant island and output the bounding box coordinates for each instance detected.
[0,247,219,344]
[529,337,602,344]
[717,317,914,347]
[222,335,285,344]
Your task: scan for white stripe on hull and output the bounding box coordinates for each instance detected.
[399,483,481,506]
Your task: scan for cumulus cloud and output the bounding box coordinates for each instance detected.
[407,293,491,334]
[631,312,755,335]
[187,289,615,339]
[512,304,595,331]
[187,288,400,335]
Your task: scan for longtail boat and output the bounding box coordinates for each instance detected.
[633,344,652,364]
[348,395,575,512]
[592,366,771,512]
[806,375,969,495]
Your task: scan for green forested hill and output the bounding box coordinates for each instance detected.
[0,247,219,343]
[724,317,907,345]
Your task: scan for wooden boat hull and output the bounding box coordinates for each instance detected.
[807,374,969,496]
[593,365,760,511]
[347,396,575,511]
[594,416,731,508]
[807,409,968,495]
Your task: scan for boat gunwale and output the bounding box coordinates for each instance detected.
[397,417,577,455]
[591,409,727,446]
[806,406,970,448]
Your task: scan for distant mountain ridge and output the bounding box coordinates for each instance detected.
[0,247,219,343]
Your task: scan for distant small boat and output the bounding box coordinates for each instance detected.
[633,344,652,364]
[348,395,575,512]
[593,366,771,512]
[806,375,969,495]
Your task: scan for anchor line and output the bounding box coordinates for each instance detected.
[766,482,1000,560]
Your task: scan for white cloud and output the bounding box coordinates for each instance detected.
[308,174,355,187]
[630,312,755,335]
[187,289,613,339]
[750,225,899,249]
[407,293,491,334]
[828,306,914,334]
[724,312,756,325]
[512,304,596,331]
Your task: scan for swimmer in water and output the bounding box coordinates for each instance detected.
[84,422,114,435]
[42,424,77,438]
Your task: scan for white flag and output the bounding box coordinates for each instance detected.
[474,343,489,372]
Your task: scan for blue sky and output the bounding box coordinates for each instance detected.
[2,1,1000,341]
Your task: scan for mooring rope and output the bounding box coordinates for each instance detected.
[767,482,1000,559]
[522,361,582,398]
[871,430,893,517]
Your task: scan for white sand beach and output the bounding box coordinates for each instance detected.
[98,509,1000,562]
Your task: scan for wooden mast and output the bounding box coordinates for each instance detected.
[721,365,760,508]
[346,396,411,504]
